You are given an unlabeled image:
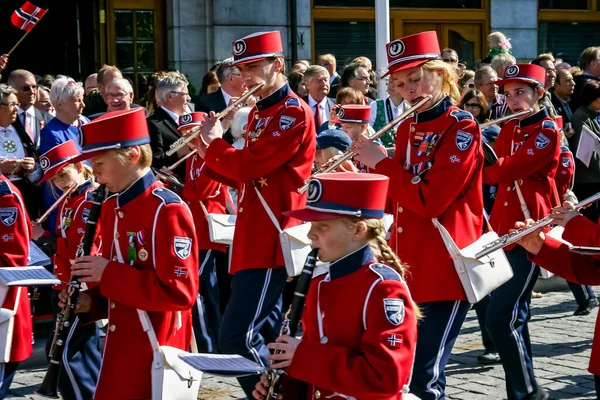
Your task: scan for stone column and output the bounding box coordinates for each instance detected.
[490,0,538,60]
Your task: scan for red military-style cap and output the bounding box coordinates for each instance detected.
[38,140,80,183]
[335,105,371,124]
[178,112,208,132]
[284,173,390,221]
[384,31,441,77]
[72,108,150,163]
[499,64,546,88]
[232,31,284,66]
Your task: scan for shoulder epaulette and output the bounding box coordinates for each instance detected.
[152,187,181,205]
[369,263,403,282]
[450,109,475,122]
[285,97,301,108]
[0,180,12,197]
[542,120,556,130]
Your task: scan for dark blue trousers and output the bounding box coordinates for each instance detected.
[58,316,102,400]
[0,362,18,399]
[474,294,496,353]
[219,267,287,397]
[410,300,471,400]
[594,375,600,399]
[192,249,224,353]
[567,281,596,308]
[486,246,539,400]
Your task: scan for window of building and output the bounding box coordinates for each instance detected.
[313,0,482,8]
[539,0,589,9]
[539,22,600,66]
[114,9,155,97]
[314,21,376,73]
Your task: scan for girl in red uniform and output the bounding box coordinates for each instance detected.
[353,31,483,399]
[32,140,102,400]
[253,172,418,400]
[0,173,32,399]
[483,64,560,400]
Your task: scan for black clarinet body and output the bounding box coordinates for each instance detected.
[267,248,319,399]
[36,185,106,398]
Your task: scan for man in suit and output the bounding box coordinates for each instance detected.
[302,65,336,133]
[570,46,600,113]
[7,70,53,151]
[551,68,576,137]
[192,58,246,143]
[147,71,191,177]
[318,54,341,98]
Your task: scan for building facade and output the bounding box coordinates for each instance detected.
[2,0,599,99]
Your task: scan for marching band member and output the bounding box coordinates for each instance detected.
[516,204,600,397]
[314,129,352,171]
[31,140,102,400]
[253,173,418,400]
[196,31,316,396]
[62,108,199,399]
[0,173,33,399]
[353,31,484,399]
[179,112,230,353]
[483,64,560,400]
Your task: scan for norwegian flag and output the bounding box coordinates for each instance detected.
[11,2,47,32]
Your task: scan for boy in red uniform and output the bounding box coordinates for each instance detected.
[253,173,418,400]
[64,108,199,399]
[0,173,33,398]
[196,31,316,396]
[353,31,483,399]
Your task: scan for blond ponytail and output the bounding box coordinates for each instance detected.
[422,60,461,104]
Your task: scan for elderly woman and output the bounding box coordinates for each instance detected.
[0,84,41,217]
[147,71,191,175]
[35,85,55,116]
[571,80,600,222]
[340,62,373,104]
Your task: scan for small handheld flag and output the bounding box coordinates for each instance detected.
[11,1,47,32]
[8,2,48,56]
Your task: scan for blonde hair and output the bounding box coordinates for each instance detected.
[421,60,461,104]
[346,216,421,318]
[315,146,344,169]
[113,144,153,168]
[48,163,94,197]
[488,32,507,49]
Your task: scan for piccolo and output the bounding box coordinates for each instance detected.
[34,183,78,224]
[166,81,265,156]
[480,108,534,129]
[297,94,433,194]
[475,191,600,259]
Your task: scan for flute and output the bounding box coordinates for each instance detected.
[166,149,197,172]
[297,95,433,194]
[166,81,265,156]
[480,108,534,129]
[475,191,600,259]
[34,183,78,224]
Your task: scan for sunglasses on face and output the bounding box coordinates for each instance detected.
[22,85,37,92]
[464,103,482,109]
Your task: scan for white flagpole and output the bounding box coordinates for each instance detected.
[375,0,390,100]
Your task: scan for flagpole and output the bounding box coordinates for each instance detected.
[8,9,48,56]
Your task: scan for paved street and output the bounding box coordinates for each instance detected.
[6,282,598,400]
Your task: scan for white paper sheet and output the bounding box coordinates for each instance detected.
[0,267,61,286]
[179,353,266,377]
[576,126,600,167]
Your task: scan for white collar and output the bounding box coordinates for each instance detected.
[308,94,328,108]
[0,125,16,134]
[221,88,233,107]
[18,107,35,117]
[160,106,180,123]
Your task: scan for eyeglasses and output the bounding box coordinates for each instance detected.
[443,58,458,63]
[0,102,20,109]
[22,85,37,92]
[355,76,371,83]
[106,92,129,100]
[170,91,190,97]
[464,103,482,109]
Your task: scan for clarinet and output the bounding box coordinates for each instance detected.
[36,185,107,399]
[266,248,318,399]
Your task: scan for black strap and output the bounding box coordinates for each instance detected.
[385,98,394,123]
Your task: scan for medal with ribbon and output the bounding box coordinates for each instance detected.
[137,230,149,261]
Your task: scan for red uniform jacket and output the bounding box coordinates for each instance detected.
[0,174,33,362]
[286,246,418,399]
[204,83,316,274]
[375,97,484,303]
[182,153,228,253]
[485,108,560,240]
[86,171,199,400]
[554,146,575,201]
[53,180,102,290]
[532,215,600,374]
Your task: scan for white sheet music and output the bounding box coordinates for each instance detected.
[576,126,600,167]
[0,267,61,286]
[179,353,267,377]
